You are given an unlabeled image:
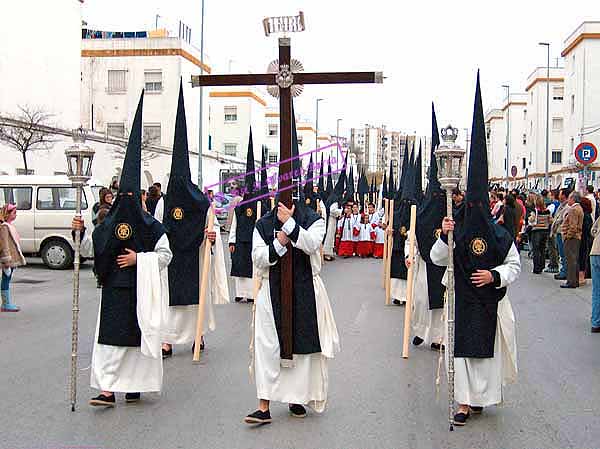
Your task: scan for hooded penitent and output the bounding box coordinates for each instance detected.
[93,91,165,346]
[391,141,418,280]
[231,128,258,279]
[259,144,271,213]
[358,169,369,211]
[325,159,334,198]
[387,161,395,200]
[397,139,410,199]
[255,100,324,355]
[382,170,388,200]
[415,141,424,201]
[452,72,514,358]
[414,103,446,310]
[345,163,355,204]
[162,81,210,306]
[318,153,325,197]
[304,153,319,211]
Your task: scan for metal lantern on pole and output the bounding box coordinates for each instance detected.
[434,124,466,431]
[65,127,95,412]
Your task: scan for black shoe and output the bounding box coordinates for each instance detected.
[554,274,567,280]
[89,393,115,407]
[235,296,244,303]
[453,411,470,426]
[247,298,254,304]
[289,403,307,418]
[431,342,445,351]
[560,283,577,289]
[125,392,141,403]
[469,406,483,414]
[412,336,424,346]
[592,327,600,333]
[162,347,172,359]
[192,337,205,354]
[392,299,405,306]
[244,409,272,424]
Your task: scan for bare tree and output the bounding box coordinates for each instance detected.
[111,131,160,163]
[0,105,58,173]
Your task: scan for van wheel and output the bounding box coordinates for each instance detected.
[41,239,74,270]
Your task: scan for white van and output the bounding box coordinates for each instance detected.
[0,176,103,269]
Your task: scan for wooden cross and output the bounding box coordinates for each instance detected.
[192,37,382,361]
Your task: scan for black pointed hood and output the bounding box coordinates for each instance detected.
[345,164,355,203]
[415,141,423,199]
[245,128,256,196]
[163,81,211,306]
[325,159,334,197]
[304,152,314,198]
[398,139,410,196]
[426,103,442,194]
[92,90,165,283]
[382,170,388,199]
[387,161,395,200]
[318,153,325,194]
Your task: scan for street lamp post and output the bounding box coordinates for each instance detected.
[539,42,550,189]
[315,98,324,151]
[502,84,511,188]
[434,125,466,432]
[65,128,95,412]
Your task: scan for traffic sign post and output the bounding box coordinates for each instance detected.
[574,142,598,190]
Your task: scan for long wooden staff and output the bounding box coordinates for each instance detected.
[382,198,389,287]
[384,199,394,305]
[249,201,262,376]
[251,201,262,300]
[402,205,417,358]
[193,206,214,362]
[317,200,324,261]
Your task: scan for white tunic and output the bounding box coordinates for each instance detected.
[81,232,173,393]
[154,198,230,345]
[228,211,255,299]
[350,214,361,242]
[430,238,519,407]
[323,202,342,257]
[371,211,385,244]
[252,216,340,411]
[337,214,354,242]
[404,239,443,345]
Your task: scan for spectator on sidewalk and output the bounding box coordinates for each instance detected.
[0,204,26,312]
[589,215,600,332]
[579,197,594,285]
[551,188,570,280]
[561,192,583,289]
[529,195,552,274]
[92,188,113,226]
[586,185,596,220]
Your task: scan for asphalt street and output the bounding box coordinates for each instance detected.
[2,245,600,449]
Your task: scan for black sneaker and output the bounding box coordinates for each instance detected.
[89,393,115,407]
[392,299,405,306]
[469,406,483,414]
[244,409,272,424]
[453,411,470,426]
[125,392,141,403]
[192,337,205,354]
[431,342,445,351]
[412,336,424,346]
[235,296,244,303]
[162,347,172,359]
[246,298,254,304]
[289,403,307,418]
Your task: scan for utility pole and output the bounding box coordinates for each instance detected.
[315,98,324,151]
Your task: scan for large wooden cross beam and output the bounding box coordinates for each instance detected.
[192,37,382,361]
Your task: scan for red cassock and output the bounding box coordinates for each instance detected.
[372,243,384,258]
[338,240,355,257]
[356,240,373,257]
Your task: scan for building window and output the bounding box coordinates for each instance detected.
[107,69,127,93]
[570,137,575,152]
[553,86,564,100]
[15,168,34,175]
[224,143,237,156]
[143,123,161,145]
[224,106,237,122]
[269,154,278,164]
[552,118,563,132]
[144,71,163,92]
[522,133,527,145]
[107,123,125,138]
[571,95,575,115]
[551,150,562,164]
[268,124,278,136]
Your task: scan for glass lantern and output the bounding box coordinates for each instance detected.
[65,128,95,186]
[434,125,465,191]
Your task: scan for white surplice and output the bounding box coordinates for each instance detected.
[252,216,340,412]
[404,239,444,345]
[430,238,519,407]
[154,198,230,345]
[228,212,254,299]
[323,202,342,257]
[81,232,173,393]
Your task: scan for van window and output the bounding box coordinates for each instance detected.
[0,187,33,210]
[36,187,88,210]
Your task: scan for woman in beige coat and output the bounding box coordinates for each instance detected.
[0,204,26,312]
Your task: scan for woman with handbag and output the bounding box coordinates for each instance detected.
[0,204,26,312]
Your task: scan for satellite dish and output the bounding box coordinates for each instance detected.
[267,59,304,98]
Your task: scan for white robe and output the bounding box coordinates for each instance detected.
[430,238,519,407]
[228,212,255,299]
[404,239,444,345]
[252,216,340,412]
[81,232,172,393]
[154,198,230,345]
[372,211,385,244]
[323,202,342,257]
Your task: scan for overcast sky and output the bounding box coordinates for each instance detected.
[83,0,594,144]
